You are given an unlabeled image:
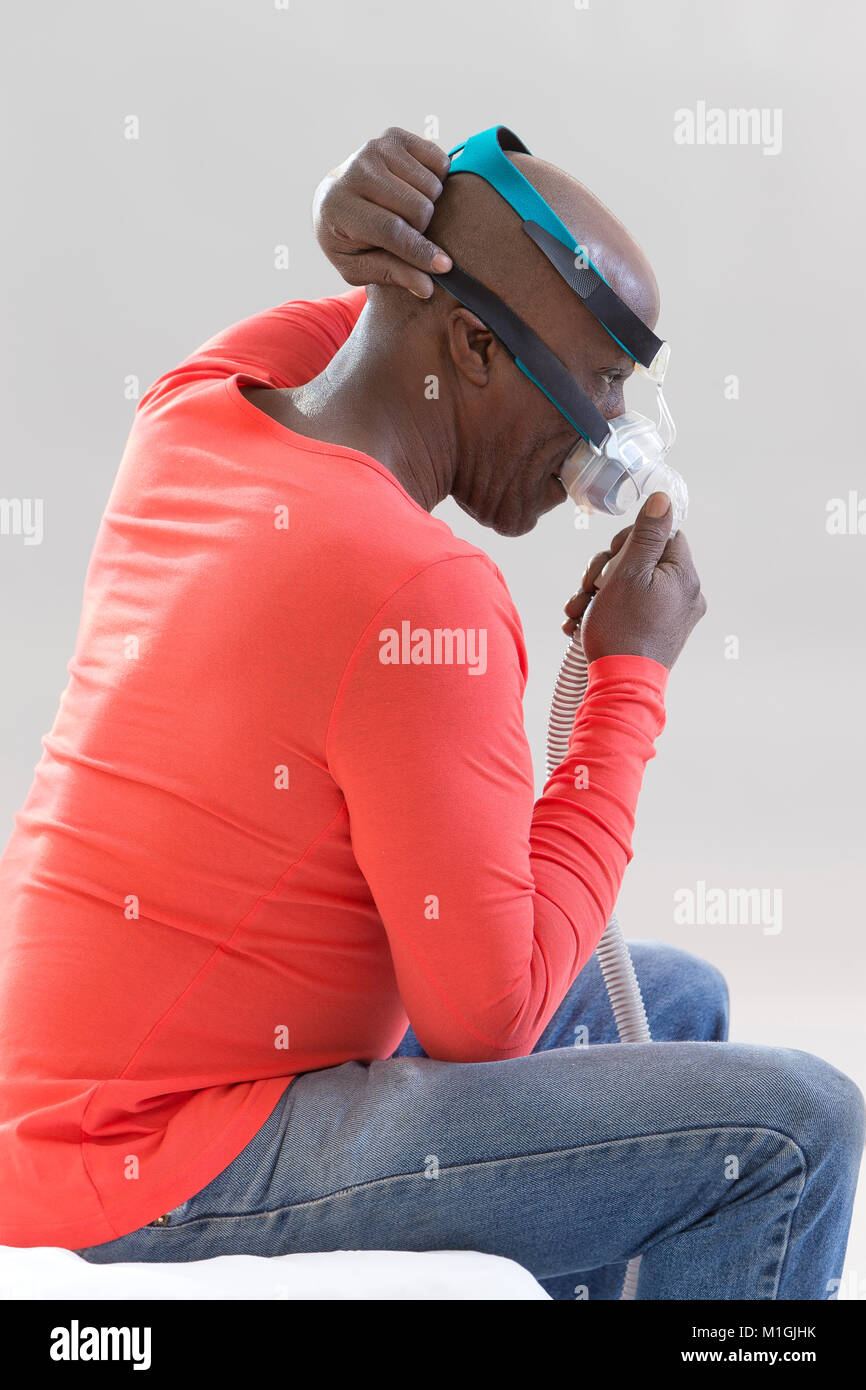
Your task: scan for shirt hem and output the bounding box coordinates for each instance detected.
[0,1075,295,1251]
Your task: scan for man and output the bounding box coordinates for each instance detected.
[0,127,862,1300]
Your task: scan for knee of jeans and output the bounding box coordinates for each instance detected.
[757,1048,866,1160]
[797,1051,865,1148]
[636,940,730,1039]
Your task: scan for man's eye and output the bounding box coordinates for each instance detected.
[600,371,622,388]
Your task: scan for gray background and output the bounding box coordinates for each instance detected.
[2,1,864,1287]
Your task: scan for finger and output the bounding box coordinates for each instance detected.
[354,157,442,232]
[380,142,449,208]
[563,551,611,613]
[608,524,633,556]
[563,587,595,622]
[565,534,632,614]
[352,197,452,273]
[382,127,452,182]
[562,592,593,635]
[334,248,436,298]
[563,583,592,618]
[581,550,613,593]
[616,492,675,575]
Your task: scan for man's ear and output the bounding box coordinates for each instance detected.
[445,306,499,386]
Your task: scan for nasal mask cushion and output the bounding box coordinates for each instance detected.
[559,379,688,533]
[430,125,688,532]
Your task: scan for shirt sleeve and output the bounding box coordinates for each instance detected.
[138,287,367,412]
[326,551,669,1063]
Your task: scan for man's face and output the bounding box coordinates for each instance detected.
[451,310,639,538]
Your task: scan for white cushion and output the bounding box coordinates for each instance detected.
[0,1244,550,1300]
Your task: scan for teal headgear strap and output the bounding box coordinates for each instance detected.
[449,126,607,280]
[448,126,593,265]
[446,125,665,375]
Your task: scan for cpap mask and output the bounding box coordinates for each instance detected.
[557,378,687,533]
[430,125,688,532]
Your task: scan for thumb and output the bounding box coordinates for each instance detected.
[616,491,674,574]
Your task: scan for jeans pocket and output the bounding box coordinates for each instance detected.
[147,1195,194,1227]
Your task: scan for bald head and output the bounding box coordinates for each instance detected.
[504,151,659,331]
[369,150,659,357]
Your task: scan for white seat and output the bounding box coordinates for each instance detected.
[0,1244,549,1300]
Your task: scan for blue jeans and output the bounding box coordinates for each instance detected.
[74,942,864,1299]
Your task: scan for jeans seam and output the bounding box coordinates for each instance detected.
[164,1122,809,1240]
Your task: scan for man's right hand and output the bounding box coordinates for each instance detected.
[312,127,453,299]
[562,492,708,670]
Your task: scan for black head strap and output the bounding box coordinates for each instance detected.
[522,221,663,370]
[431,265,609,449]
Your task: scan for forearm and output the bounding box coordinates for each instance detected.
[529,655,668,985]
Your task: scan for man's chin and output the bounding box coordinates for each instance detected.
[465,503,539,538]
[454,480,566,537]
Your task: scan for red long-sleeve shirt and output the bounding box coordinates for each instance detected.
[0,287,668,1248]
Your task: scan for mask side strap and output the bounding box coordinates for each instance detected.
[657,386,676,450]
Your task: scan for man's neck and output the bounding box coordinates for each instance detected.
[257,320,457,512]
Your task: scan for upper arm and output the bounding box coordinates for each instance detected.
[326,554,557,1063]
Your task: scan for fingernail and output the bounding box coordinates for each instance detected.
[646,492,670,517]
[432,251,452,272]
